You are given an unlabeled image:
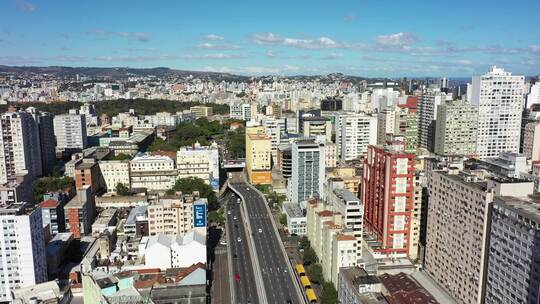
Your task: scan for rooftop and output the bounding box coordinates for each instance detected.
[283,203,305,218]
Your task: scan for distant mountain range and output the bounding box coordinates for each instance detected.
[0,65,393,83]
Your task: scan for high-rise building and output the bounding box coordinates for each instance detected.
[0,202,47,302]
[289,141,325,203]
[328,188,363,262]
[302,117,332,143]
[485,196,540,304]
[471,66,525,159]
[0,110,42,184]
[336,113,377,161]
[418,89,452,151]
[361,143,415,258]
[425,169,533,304]
[53,109,87,153]
[147,193,206,236]
[176,142,220,189]
[245,126,272,184]
[523,121,540,161]
[230,102,254,121]
[26,107,56,175]
[434,100,478,156]
[64,186,96,239]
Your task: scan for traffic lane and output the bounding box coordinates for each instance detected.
[237,187,300,304]
[225,195,258,304]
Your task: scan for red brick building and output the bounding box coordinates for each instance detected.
[361,144,415,258]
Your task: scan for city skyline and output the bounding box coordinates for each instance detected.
[1,0,540,77]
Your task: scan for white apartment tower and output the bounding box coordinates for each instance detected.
[470,66,525,159]
[53,109,88,152]
[337,113,377,160]
[289,141,325,203]
[0,203,47,302]
[0,111,42,184]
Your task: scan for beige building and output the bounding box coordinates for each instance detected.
[523,121,540,162]
[434,100,478,156]
[147,193,206,236]
[306,200,359,286]
[99,160,131,192]
[325,143,338,168]
[189,106,213,119]
[130,154,177,191]
[245,126,272,184]
[176,142,219,186]
[328,167,361,195]
[425,169,534,304]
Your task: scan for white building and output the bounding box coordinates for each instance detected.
[471,66,525,159]
[282,203,307,235]
[53,109,88,152]
[230,102,254,121]
[289,141,325,203]
[176,143,220,189]
[0,111,42,184]
[144,231,206,270]
[130,153,177,191]
[262,117,282,163]
[328,188,363,262]
[0,202,47,302]
[99,160,131,192]
[336,113,377,160]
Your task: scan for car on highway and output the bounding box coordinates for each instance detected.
[227,210,231,215]
[258,228,262,233]
[233,216,237,220]
[237,237,242,242]
[246,187,250,190]
[237,198,241,204]
[234,273,240,281]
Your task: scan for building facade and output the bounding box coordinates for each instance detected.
[434,100,478,156]
[289,141,325,203]
[53,109,88,153]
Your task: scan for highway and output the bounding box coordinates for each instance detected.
[229,177,304,304]
[224,191,259,304]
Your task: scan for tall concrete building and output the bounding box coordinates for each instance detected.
[230,102,254,121]
[302,117,332,143]
[434,100,478,156]
[471,66,525,159]
[418,89,452,151]
[425,168,534,304]
[523,121,540,161]
[0,110,42,184]
[176,142,220,189]
[0,202,47,302]
[26,107,56,175]
[485,196,540,304]
[245,126,272,184]
[361,143,415,258]
[289,141,325,203]
[53,109,87,153]
[328,188,363,263]
[147,193,206,236]
[336,113,377,161]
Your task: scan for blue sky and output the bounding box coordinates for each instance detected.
[1,0,539,77]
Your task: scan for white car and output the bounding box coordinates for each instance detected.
[227,211,231,215]
[237,237,242,242]
[233,216,237,220]
[258,228,262,233]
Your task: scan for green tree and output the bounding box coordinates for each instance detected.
[320,281,338,304]
[308,264,323,284]
[109,153,132,161]
[279,214,288,226]
[225,129,245,158]
[299,236,311,250]
[208,208,225,226]
[33,176,75,202]
[116,183,131,195]
[302,247,317,266]
[169,177,218,210]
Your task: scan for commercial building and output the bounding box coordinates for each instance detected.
[147,193,206,236]
[0,202,47,302]
[64,186,96,239]
[471,66,525,159]
[485,196,540,304]
[302,116,332,143]
[361,143,415,258]
[143,231,206,269]
[282,203,307,235]
[0,110,42,184]
[338,267,383,304]
[189,106,213,119]
[26,107,56,175]
[289,141,325,203]
[99,160,131,193]
[434,100,478,156]
[230,102,254,121]
[245,127,272,184]
[336,113,377,161]
[523,121,540,162]
[418,89,452,151]
[176,142,220,189]
[53,109,88,153]
[130,153,177,191]
[425,169,534,304]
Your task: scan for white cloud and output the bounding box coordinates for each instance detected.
[197,42,241,50]
[529,45,540,53]
[251,32,284,44]
[15,0,36,12]
[322,53,343,60]
[206,34,224,41]
[88,29,152,42]
[376,32,419,47]
[204,53,246,59]
[251,32,347,49]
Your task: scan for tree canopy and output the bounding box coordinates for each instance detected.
[168,177,218,210]
[308,264,323,284]
[320,281,338,304]
[148,118,225,152]
[33,176,74,202]
[115,182,131,196]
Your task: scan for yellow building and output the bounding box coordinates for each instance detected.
[328,167,361,194]
[245,126,272,184]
